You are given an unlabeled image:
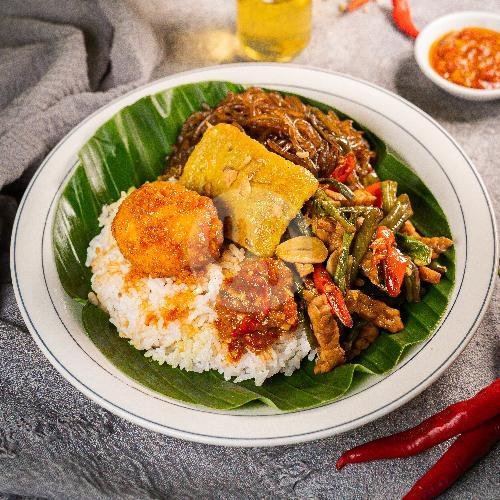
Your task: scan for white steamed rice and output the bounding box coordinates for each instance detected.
[86,191,312,386]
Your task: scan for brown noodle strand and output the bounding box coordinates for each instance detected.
[165,88,375,182]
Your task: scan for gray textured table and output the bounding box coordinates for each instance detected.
[1,1,499,498]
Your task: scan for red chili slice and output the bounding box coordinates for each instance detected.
[330,152,356,183]
[365,181,383,208]
[313,264,353,328]
[370,225,408,297]
[384,246,408,297]
[392,0,419,39]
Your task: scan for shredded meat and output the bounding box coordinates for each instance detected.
[419,266,442,284]
[165,87,375,180]
[419,236,454,259]
[349,189,377,207]
[304,292,345,374]
[346,290,404,333]
[347,322,380,360]
[312,217,344,253]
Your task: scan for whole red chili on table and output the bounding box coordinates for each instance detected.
[345,0,371,13]
[336,378,500,468]
[344,0,419,40]
[392,0,419,39]
[336,380,500,497]
[403,414,500,500]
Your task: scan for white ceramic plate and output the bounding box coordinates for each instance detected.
[11,64,497,446]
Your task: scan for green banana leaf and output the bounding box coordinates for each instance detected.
[53,81,454,411]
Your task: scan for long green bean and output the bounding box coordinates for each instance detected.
[291,267,317,347]
[313,192,356,233]
[379,193,413,232]
[349,207,383,284]
[338,206,380,217]
[381,180,398,213]
[291,267,304,295]
[333,232,355,292]
[361,172,380,187]
[317,178,355,200]
[404,261,421,303]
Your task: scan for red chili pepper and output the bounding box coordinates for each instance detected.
[345,0,372,12]
[370,226,408,297]
[371,225,392,268]
[232,316,260,337]
[365,182,382,208]
[373,225,395,247]
[385,246,408,297]
[336,379,500,469]
[392,0,419,39]
[403,414,500,500]
[330,152,356,183]
[313,264,353,328]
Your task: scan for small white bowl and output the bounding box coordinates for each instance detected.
[415,11,500,101]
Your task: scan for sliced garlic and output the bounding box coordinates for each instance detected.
[326,251,340,276]
[223,167,238,187]
[275,236,328,264]
[295,262,314,277]
[238,173,252,196]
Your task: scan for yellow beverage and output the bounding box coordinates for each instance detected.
[237,0,312,62]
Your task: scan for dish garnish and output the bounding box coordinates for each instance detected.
[82,87,453,389]
[429,27,500,90]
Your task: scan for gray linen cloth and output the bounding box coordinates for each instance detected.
[0,0,498,498]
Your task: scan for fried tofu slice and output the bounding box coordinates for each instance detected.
[180,124,318,257]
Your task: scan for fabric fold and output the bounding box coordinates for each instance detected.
[0,0,162,191]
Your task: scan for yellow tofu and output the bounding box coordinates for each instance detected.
[180,123,318,256]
